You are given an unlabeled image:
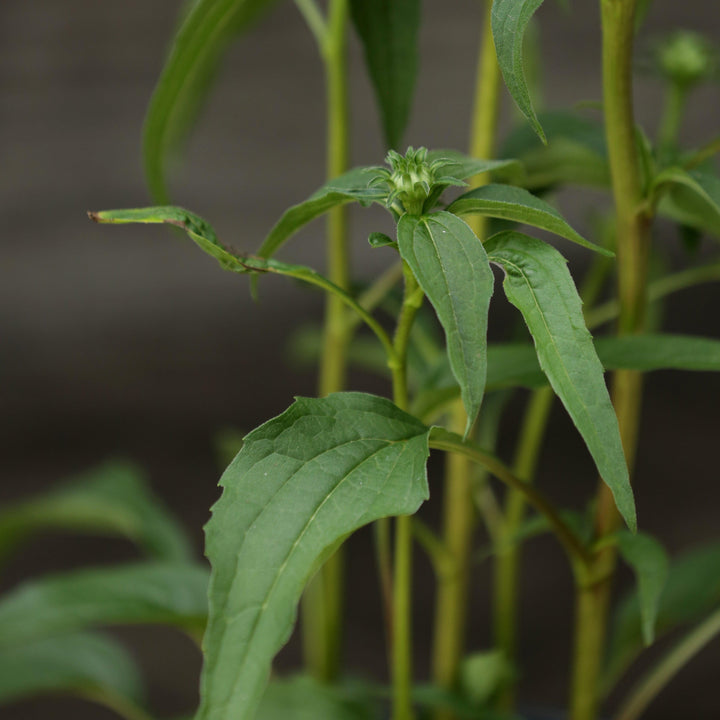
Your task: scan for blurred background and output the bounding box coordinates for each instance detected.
[2,0,720,718]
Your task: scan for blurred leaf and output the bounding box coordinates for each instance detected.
[486,231,635,531]
[349,0,421,149]
[460,650,513,707]
[425,151,520,184]
[0,631,144,709]
[0,562,209,647]
[606,542,720,687]
[0,461,192,565]
[500,110,609,190]
[447,183,611,255]
[617,531,669,646]
[197,393,430,720]
[492,0,547,142]
[258,675,376,720]
[655,168,720,239]
[398,212,494,435]
[143,0,281,202]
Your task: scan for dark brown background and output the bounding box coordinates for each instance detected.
[2,1,720,718]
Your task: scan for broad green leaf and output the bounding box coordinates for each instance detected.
[0,632,144,707]
[617,531,669,646]
[197,392,430,720]
[491,0,547,142]
[0,461,192,565]
[447,183,612,256]
[143,0,280,202]
[500,111,609,190]
[654,168,720,239]
[349,0,421,150]
[606,542,720,685]
[486,231,635,531]
[0,562,209,647]
[397,212,494,434]
[258,675,376,720]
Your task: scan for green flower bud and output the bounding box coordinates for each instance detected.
[655,31,717,89]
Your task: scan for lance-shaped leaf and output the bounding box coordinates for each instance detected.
[492,0,547,142]
[0,461,192,566]
[425,151,519,185]
[197,393,430,720]
[144,0,281,202]
[606,542,720,686]
[447,184,612,256]
[397,212,494,434]
[486,231,635,531]
[257,167,387,259]
[654,167,720,239]
[617,531,669,646]
[0,562,209,647]
[350,0,421,150]
[413,333,720,421]
[0,632,144,708]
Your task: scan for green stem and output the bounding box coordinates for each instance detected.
[431,400,475,713]
[615,608,720,720]
[391,263,423,720]
[430,6,501,717]
[301,0,350,684]
[656,82,686,161]
[492,385,554,712]
[429,429,591,570]
[571,2,651,719]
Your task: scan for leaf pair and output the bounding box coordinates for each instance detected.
[397,212,634,530]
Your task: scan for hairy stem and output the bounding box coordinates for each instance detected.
[301,0,350,684]
[571,2,651,719]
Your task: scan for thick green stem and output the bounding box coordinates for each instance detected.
[571,2,651,719]
[431,401,475,714]
[430,6,501,717]
[301,0,350,684]
[493,385,554,711]
[391,264,423,720]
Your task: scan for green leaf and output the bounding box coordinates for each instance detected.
[0,562,209,647]
[368,231,397,249]
[0,461,192,565]
[595,333,720,372]
[258,675,376,720]
[447,183,612,256]
[491,0,547,142]
[500,110,609,190]
[143,0,280,202]
[654,168,720,239]
[397,212,494,434]
[617,531,669,646]
[606,542,720,686]
[486,231,635,531]
[0,632,144,707]
[459,650,513,708]
[349,0,420,150]
[258,167,387,259]
[197,392,430,720]
[425,151,520,184]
